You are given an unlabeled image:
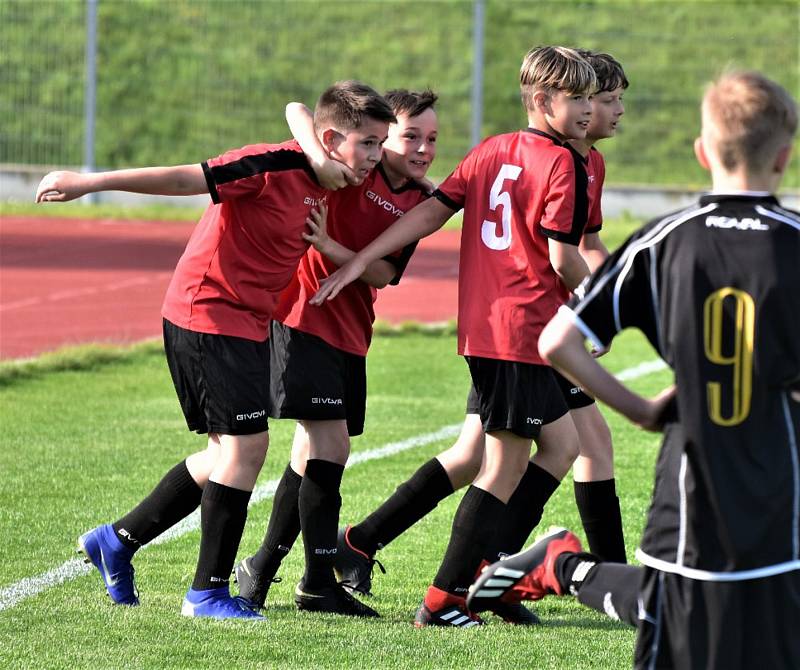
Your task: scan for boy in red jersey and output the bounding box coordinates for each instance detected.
[311,46,597,626]
[231,90,438,618]
[35,81,395,620]
[470,70,799,669]
[332,54,630,621]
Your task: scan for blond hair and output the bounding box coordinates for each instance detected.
[520,46,597,110]
[314,80,396,133]
[703,70,797,173]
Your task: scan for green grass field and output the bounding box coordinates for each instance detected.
[0,328,669,670]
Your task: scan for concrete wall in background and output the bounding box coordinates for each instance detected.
[2,166,798,220]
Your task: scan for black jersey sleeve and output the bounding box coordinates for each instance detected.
[569,224,662,352]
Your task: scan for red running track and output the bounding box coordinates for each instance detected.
[0,216,459,360]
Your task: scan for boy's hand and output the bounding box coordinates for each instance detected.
[35,171,90,202]
[637,385,677,432]
[311,158,358,190]
[309,258,366,305]
[302,204,331,253]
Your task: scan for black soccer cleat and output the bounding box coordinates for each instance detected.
[413,601,484,628]
[294,580,380,618]
[334,525,385,596]
[486,600,540,625]
[233,556,281,609]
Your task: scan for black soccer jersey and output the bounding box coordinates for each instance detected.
[566,192,800,580]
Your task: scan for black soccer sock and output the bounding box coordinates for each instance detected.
[556,553,641,627]
[433,486,505,596]
[250,462,302,576]
[483,462,561,562]
[349,458,455,555]
[574,479,627,563]
[112,460,203,551]
[191,481,251,591]
[299,459,345,590]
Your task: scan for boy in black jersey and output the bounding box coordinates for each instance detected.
[468,70,799,669]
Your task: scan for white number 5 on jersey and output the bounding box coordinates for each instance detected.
[481,164,522,251]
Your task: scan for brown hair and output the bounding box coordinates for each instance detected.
[703,70,797,173]
[384,89,438,118]
[520,46,597,110]
[314,80,396,132]
[576,50,629,93]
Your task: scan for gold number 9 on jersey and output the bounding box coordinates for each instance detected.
[703,288,755,427]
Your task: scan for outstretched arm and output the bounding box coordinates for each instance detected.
[35,165,207,203]
[285,102,356,190]
[539,308,675,431]
[310,197,454,304]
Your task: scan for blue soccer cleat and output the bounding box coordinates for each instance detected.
[181,586,265,620]
[77,524,139,606]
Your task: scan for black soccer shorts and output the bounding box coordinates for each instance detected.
[634,567,800,669]
[268,321,367,436]
[163,319,270,436]
[553,370,595,409]
[464,356,568,439]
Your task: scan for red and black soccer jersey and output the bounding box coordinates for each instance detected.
[434,128,589,365]
[566,192,800,579]
[274,163,427,356]
[161,140,326,342]
[584,147,605,234]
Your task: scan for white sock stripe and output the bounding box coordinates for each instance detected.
[483,578,514,587]
[475,588,505,598]
[493,567,524,579]
[1,357,665,612]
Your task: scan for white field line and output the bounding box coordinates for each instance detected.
[0,359,669,612]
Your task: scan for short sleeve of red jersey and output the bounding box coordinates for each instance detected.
[538,149,589,246]
[567,225,659,349]
[433,146,480,212]
[585,149,605,234]
[201,142,311,204]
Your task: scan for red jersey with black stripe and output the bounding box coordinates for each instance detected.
[161,140,326,341]
[274,163,427,356]
[434,128,588,365]
[585,146,605,234]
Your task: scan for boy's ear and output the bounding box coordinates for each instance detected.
[773,144,792,175]
[533,90,551,113]
[321,128,341,155]
[694,136,711,171]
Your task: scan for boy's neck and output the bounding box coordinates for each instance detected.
[379,160,411,191]
[568,137,596,157]
[526,114,570,143]
[711,169,780,194]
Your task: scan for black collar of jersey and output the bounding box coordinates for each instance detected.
[376,161,428,195]
[698,192,779,207]
[524,127,565,146]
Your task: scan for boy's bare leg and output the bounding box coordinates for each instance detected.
[571,404,627,562]
[483,413,580,562]
[191,431,268,591]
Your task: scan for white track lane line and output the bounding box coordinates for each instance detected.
[0,359,668,612]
